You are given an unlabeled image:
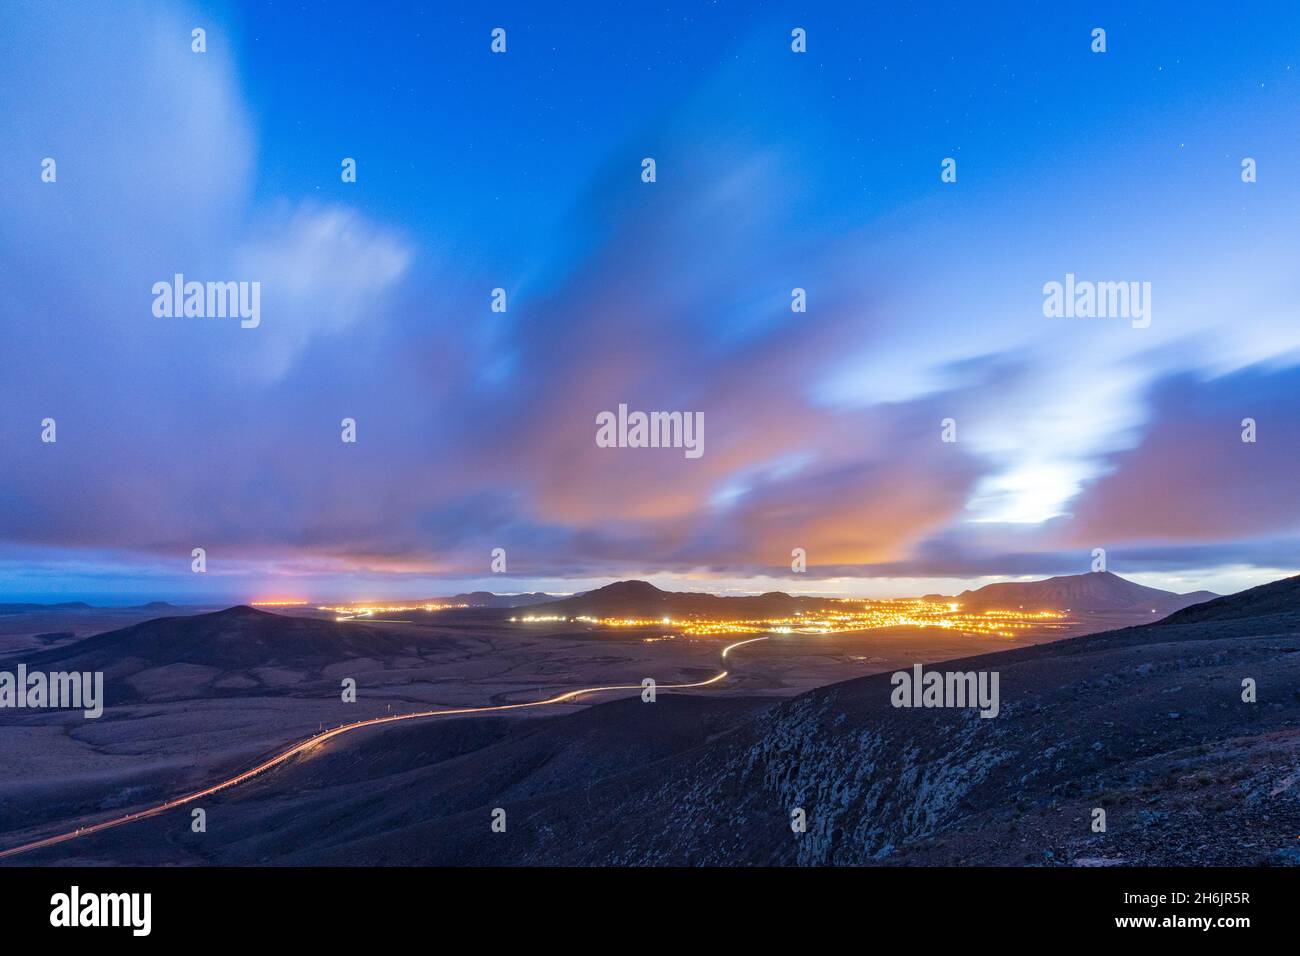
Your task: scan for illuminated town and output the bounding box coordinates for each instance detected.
[509,598,1068,639]
[304,597,1067,637]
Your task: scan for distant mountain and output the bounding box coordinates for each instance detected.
[0,600,179,613]
[533,580,828,619]
[955,570,1217,614]
[0,602,94,613]
[443,591,557,609]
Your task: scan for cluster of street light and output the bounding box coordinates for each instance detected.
[309,598,1067,638]
[588,598,1067,639]
[315,602,468,620]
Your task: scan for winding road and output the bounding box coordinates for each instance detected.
[0,635,769,860]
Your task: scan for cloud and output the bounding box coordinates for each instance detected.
[4,3,1300,598]
[1061,365,1300,541]
[234,204,412,380]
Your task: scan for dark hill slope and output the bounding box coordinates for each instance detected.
[1158,573,1300,627]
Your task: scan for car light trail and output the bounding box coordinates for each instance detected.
[0,637,767,860]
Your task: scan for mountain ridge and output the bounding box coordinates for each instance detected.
[523,571,1220,619]
[955,570,1217,614]
[440,591,558,609]
[532,580,817,619]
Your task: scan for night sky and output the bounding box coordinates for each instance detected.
[2,1,1299,603]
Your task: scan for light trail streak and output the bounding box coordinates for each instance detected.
[0,636,767,860]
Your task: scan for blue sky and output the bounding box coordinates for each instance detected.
[2,0,1299,603]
